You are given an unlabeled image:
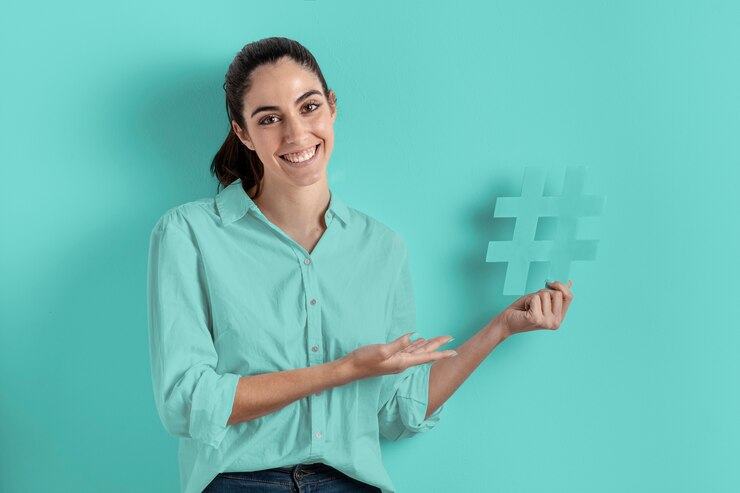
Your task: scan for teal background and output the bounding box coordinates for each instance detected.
[2,1,738,491]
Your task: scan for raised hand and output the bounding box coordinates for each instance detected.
[496,280,574,338]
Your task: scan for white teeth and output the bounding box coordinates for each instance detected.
[281,145,317,163]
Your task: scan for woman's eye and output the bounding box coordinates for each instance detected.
[259,115,279,126]
[258,102,321,125]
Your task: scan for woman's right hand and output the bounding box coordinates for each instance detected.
[339,332,457,380]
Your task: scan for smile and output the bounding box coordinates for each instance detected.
[279,144,320,166]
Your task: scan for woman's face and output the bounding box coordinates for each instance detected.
[232,57,337,192]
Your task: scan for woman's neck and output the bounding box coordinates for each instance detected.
[248,180,331,236]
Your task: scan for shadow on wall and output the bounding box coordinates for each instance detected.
[108,59,233,197]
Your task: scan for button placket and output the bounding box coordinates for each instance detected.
[302,252,326,457]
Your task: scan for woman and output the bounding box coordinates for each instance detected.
[147,37,574,493]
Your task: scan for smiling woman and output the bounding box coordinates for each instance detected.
[147,36,575,493]
[147,37,459,493]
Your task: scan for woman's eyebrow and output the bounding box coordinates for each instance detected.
[250,89,322,118]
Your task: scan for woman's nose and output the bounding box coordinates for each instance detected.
[283,115,309,145]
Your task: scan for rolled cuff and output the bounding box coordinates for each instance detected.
[190,370,241,448]
[378,363,444,441]
[159,369,241,449]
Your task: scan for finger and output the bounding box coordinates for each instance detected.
[396,331,420,349]
[408,350,458,365]
[540,289,555,328]
[529,294,543,325]
[548,279,573,321]
[552,289,563,321]
[546,280,574,312]
[402,338,427,352]
[408,336,447,353]
[541,289,552,320]
[545,280,569,297]
[408,336,454,354]
[553,283,573,321]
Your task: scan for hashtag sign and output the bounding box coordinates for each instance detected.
[486,166,605,295]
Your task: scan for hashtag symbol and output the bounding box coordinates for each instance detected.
[485,166,605,295]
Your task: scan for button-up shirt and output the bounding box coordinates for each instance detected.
[146,178,444,493]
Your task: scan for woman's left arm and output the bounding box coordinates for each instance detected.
[424,280,574,419]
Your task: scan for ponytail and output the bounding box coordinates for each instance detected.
[210,127,264,199]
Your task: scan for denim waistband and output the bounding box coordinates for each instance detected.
[272,462,334,473]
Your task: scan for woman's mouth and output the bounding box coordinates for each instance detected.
[279,144,320,167]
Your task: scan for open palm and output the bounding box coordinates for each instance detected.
[342,333,456,379]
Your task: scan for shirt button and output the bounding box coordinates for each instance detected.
[304,258,311,265]
[327,212,332,219]
[310,298,317,305]
[315,392,321,397]
[311,345,319,352]
[315,431,322,439]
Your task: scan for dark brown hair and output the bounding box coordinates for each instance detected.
[210,37,336,199]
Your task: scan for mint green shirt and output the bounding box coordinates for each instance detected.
[146,178,444,493]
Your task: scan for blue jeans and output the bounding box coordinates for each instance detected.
[202,462,382,492]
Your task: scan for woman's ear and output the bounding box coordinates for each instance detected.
[328,89,338,120]
[231,120,255,151]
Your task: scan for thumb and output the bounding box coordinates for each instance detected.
[509,293,530,311]
[394,331,418,348]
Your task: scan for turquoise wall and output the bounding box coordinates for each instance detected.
[2,0,738,491]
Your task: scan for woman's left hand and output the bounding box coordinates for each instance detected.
[494,280,574,338]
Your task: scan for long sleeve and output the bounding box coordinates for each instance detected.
[146,210,241,449]
[377,238,444,441]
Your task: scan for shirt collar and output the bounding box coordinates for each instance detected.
[215,178,351,227]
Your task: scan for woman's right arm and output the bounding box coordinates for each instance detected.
[227,333,455,425]
[227,359,353,425]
